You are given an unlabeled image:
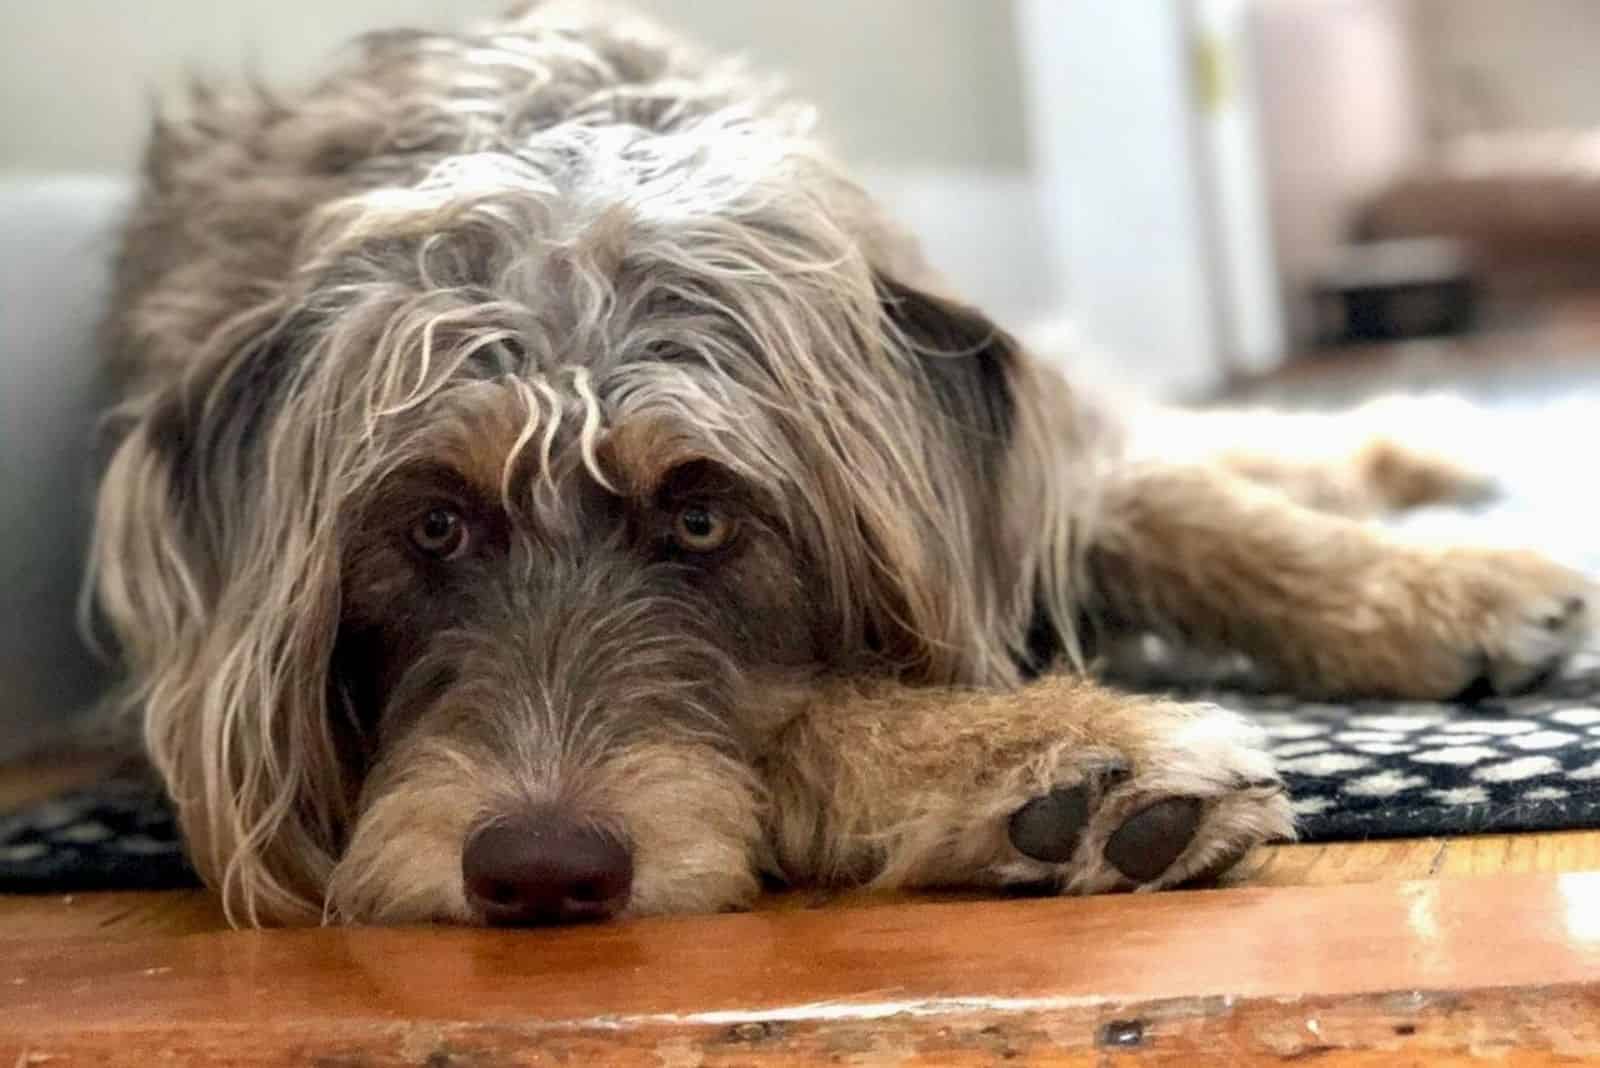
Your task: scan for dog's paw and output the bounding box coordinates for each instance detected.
[993,702,1295,893]
[1427,549,1594,699]
[1358,437,1499,514]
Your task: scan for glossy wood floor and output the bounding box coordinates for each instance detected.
[7,872,1600,1066]
[5,759,1600,1064]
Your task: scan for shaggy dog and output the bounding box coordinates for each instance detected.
[91,2,1593,926]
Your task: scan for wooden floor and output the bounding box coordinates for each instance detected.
[7,872,1600,1066]
[1215,290,1600,405]
[5,759,1600,1064]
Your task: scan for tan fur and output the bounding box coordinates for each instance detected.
[88,1,1591,926]
[1214,439,1492,518]
[765,677,1289,894]
[1089,464,1591,698]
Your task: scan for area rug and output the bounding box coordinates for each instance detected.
[1214,658,1600,839]
[8,667,1600,893]
[3,379,1598,891]
[0,777,196,891]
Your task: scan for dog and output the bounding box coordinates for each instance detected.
[90,1,1593,926]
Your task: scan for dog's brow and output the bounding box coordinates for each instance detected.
[602,415,718,499]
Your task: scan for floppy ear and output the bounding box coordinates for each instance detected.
[875,277,1086,679]
[818,272,1040,685]
[133,307,303,585]
[875,274,1019,482]
[92,305,348,925]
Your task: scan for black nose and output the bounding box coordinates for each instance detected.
[461,815,633,926]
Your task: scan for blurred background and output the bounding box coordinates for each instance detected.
[8,1,1600,391]
[5,0,1600,754]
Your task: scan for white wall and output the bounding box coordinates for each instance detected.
[0,1,1028,174]
[1193,0,1287,377]
[0,2,1057,327]
[1016,0,1227,397]
[860,170,1058,328]
[1412,0,1600,139]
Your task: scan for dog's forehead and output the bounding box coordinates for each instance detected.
[413,367,745,503]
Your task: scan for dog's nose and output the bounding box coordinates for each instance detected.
[461,816,633,926]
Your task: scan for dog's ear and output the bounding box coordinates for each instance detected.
[93,305,345,924]
[876,274,1019,470]
[834,273,1037,683]
[136,312,301,582]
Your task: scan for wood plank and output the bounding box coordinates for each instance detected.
[1221,830,1600,887]
[4,986,1596,1066]
[6,829,1600,940]
[3,871,1600,1065]
[1220,835,1448,886]
[1435,830,1600,878]
[0,890,226,939]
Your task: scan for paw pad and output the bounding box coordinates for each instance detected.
[1010,784,1210,885]
[1008,785,1089,863]
[1103,797,1202,882]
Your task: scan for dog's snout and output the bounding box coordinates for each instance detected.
[462,816,633,926]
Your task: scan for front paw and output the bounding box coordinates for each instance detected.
[995,702,1295,893]
[1413,549,1593,699]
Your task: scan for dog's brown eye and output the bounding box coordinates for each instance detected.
[411,507,469,559]
[672,504,734,553]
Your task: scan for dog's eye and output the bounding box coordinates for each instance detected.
[410,507,469,560]
[672,504,735,553]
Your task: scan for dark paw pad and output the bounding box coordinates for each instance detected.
[1453,673,1497,704]
[1008,785,1090,863]
[1104,797,1202,882]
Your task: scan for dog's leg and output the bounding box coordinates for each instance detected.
[1212,439,1493,518]
[762,676,1293,895]
[1089,463,1594,698]
[1137,401,1494,518]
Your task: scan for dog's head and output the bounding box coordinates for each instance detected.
[93,30,1061,926]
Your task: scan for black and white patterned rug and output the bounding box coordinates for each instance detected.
[0,778,195,891]
[6,675,1600,893]
[1211,659,1600,839]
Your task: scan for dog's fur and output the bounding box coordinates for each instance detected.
[91,2,1593,926]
